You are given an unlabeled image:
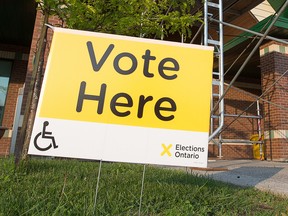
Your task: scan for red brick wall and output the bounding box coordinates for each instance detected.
[265,139,288,160]
[260,45,288,161]
[0,138,11,156]
[209,84,262,159]
[20,10,62,111]
[223,85,260,139]
[209,144,254,159]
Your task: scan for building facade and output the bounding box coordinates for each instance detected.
[1,1,288,161]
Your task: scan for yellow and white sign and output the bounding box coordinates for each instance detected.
[28,27,213,168]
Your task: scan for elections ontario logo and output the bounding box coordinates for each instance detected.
[161,143,205,159]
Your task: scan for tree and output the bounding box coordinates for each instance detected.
[15,7,49,164]
[16,0,202,163]
[41,0,201,40]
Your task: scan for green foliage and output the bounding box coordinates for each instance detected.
[35,0,202,40]
[1,157,288,215]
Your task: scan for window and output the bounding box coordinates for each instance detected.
[0,60,12,125]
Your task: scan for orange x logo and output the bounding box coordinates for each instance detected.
[161,144,172,156]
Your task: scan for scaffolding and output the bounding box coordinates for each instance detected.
[203,0,288,158]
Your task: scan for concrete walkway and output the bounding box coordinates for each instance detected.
[190,159,288,197]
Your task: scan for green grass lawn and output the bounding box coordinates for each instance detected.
[1,157,288,215]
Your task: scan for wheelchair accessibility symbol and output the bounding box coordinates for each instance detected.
[34,121,58,151]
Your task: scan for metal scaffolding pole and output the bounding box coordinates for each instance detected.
[204,0,225,158]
